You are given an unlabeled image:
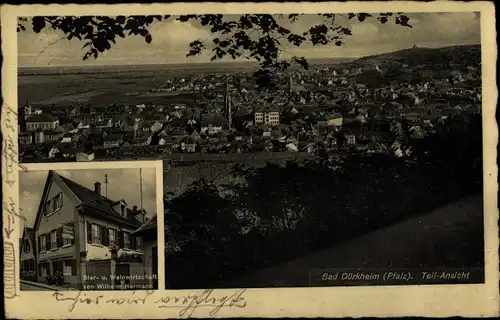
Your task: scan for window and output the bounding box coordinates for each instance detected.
[40,234,46,252]
[45,193,63,215]
[121,204,126,216]
[123,232,130,249]
[62,224,74,246]
[92,224,101,244]
[134,236,142,251]
[63,260,76,276]
[45,200,52,215]
[64,260,72,275]
[28,259,35,272]
[53,193,63,210]
[109,229,116,246]
[23,239,30,253]
[86,222,92,243]
[40,263,48,276]
[50,230,57,249]
[101,226,109,246]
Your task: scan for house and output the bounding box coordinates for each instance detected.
[132,215,159,289]
[200,115,228,134]
[48,143,80,159]
[61,133,74,143]
[33,171,150,289]
[181,138,197,153]
[254,110,280,126]
[33,131,45,144]
[26,114,60,132]
[171,129,189,140]
[20,227,37,281]
[76,151,96,162]
[44,130,64,143]
[150,121,164,133]
[103,135,122,149]
[285,143,299,152]
[19,133,33,145]
[345,134,356,146]
[325,113,343,126]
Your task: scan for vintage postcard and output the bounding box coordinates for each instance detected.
[2,1,499,319]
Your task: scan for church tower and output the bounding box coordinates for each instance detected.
[24,100,32,120]
[225,77,232,128]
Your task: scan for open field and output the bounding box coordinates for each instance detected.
[18,58,350,107]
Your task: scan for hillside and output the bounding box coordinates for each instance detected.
[353,44,481,68]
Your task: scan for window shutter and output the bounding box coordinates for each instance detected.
[71,259,77,276]
[57,227,63,247]
[99,226,104,245]
[46,234,50,250]
[131,235,135,250]
[135,236,142,250]
[118,231,124,248]
[60,193,63,207]
[103,227,109,246]
[86,222,92,243]
[37,236,41,253]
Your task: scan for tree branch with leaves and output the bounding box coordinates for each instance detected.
[18,13,411,71]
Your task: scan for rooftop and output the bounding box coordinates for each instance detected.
[53,171,143,228]
[26,114,58,122]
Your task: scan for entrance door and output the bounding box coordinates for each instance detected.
[115,264,130,288]
[152,246,158,289]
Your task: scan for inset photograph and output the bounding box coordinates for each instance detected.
[19,165,160,291]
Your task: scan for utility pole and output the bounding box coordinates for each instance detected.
[139,168,143,212]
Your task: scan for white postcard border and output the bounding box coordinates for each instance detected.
[2,2,499,318]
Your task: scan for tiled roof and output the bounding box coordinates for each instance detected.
[200,114,228,125]
[26,114,58,122]
[133,215,157,235]
[55,171,142,228]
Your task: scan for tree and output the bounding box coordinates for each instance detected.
[18,13,411,86]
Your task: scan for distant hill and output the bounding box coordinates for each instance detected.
[352,44,481,68]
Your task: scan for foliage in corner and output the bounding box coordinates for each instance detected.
[18,13,412,86]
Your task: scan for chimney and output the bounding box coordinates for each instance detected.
[94,182,101,195]
[133,206,144,223]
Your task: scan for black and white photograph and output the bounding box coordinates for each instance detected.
[15,11,484,290]
[18,165,159,291]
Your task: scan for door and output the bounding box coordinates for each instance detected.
[115,264,130,288]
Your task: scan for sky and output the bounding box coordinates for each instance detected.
[18,12,481,67]
[19,168,158,229]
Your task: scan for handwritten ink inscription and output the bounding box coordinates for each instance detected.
[2,102,27,186]
[4,242,17,299]
[154,288,247,317]
[2,102,28,241]
[3,102,29,301]
[52,289,247,317]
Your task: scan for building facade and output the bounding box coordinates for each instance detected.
[254,110,280,126]
[20,227,37,281]
[32,171,154,289]
[26,114,60,132]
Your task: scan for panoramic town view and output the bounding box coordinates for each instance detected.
[17,12,484,289]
